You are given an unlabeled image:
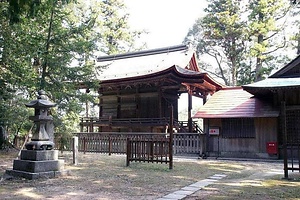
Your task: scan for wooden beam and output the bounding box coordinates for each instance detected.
[161,85,181,90]
[100,92,159,99]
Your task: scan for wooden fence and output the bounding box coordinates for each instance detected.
[55,132,201,156]
[173,133,201,154]
[126,136,172,169]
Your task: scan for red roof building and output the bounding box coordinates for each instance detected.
[193,54,300,162]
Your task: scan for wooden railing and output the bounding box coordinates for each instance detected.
[76,132,165,154]
[56,132,201,156]
[79,117,203,134]
[173,133,201,154]
[173,121,203,134]
[79,117,170,132]
[126,136,172,169]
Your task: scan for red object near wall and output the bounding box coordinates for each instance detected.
[266,142,278,154]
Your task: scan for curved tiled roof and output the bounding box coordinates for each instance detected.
[96,44,224,93]
[96,45,197,81]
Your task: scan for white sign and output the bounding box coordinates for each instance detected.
[209,127,219,135]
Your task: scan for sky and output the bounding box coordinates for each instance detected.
[124,0,207,49]
[123,0,208,113]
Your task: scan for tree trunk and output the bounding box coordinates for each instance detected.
[297,31,300,55]
[255,11,264,82]
[40,3,55,90]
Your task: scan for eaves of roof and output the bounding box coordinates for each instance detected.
[242,77,300,95]
[193,88,279,119]
[270,54,300,78]
[96,44,224,93]
[96,45,195,81]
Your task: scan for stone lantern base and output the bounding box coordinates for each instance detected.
[6,150,66,180]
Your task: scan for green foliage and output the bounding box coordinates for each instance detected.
[185,0,248,86]
[248,0,289,81]
[185,0,295,85]
[0,0,142,140]
[289,1,300,54]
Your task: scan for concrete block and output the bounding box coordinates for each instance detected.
[173,190,195,196]
[13,159,64,173]
[20,150,58,161]
[5,169,56,180]
[163,193,187,199]
[180,186,200,192]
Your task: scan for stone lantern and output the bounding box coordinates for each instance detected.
[25,90,56,150]
[6,90,65,179]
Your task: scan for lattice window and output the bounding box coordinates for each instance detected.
[222,118,255,138]
[286,110,300,145]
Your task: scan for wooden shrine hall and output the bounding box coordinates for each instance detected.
[80,44,223,133]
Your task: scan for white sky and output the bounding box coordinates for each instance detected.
[124,0,207,49]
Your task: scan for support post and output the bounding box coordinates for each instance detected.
[169,105,174,169]
[126,138,131,167]
[188,93,193,132]
[83,137,86,154]
[109,136,112,156]
[282,101,288,179]
[72,136,78,165]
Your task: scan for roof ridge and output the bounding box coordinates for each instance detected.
[97,44,189,62]
[269,54,300,78]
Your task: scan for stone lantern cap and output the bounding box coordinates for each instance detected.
[25,90,56,108]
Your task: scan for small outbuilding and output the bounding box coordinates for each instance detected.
[194,87,279,158]
[194,54,300,160]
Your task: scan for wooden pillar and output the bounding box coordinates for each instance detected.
[204,118,210,157]
[188,93,193,132]
[282,101,288,179]
[99,97,103,118]
[158,89,162,118]
[117,96,121,118]
[85,88,90,118]
[169,104,174,169]
[85,101,89,117]
[72,136,78,165]
[135,86,140,118]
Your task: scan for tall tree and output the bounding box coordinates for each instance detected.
[0,0,143,140]
[289,0,300,54]
[186,0,293,85]
[248,0,289,81]
[2,0,97,141]
[184,0,248,86]
[97,0,144,54]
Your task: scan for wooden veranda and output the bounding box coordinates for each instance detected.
[79,117,203,134]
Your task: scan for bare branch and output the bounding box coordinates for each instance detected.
[262,37,286,55]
